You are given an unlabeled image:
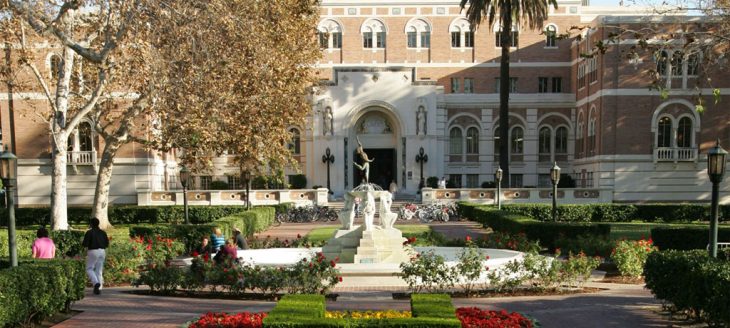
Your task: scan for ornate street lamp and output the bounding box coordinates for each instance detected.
[179,166,190,224]
[707,139,727,258]
[550,162,561,222]
[0,147,18,267]
[415,147,428,193]
[322,147,335,195]
[494,167,503,210]
[243,170,252,210]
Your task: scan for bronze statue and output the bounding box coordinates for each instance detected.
[353,136,374,184]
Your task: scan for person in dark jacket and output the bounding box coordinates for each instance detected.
[82,218,109,295]
[233,227,249,250]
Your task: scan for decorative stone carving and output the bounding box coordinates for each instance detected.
[379,191,398,229]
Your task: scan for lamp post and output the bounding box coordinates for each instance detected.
[415,147,428,193]
[707,139,727,258]
[243,170,252,210]
[550,162,561,222]
[1,147,18,267]
[179,166,190,224]
[494,167,503,210]
[321,147,335,195]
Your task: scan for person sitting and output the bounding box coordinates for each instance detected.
[214,239,238,265]
[194,237,212,257]
[210,228,226,252]
[32,226,56,259]
[233,227,249,250]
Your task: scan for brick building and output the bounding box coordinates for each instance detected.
[2,0,729,206]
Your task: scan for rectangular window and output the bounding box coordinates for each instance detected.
[495,77,518,93]
[511,31,519,47]
[464,78,474,93]
[363,32,373,48]
[318,32,328,48]
[227,176,242,189]
[552,77,562,93]
[495,31,519,47]
[451,77,460,93]
[420,32,430,48]
[332,32,342,48]
[464,31,474,47]
[466,174,479,188]
[376,32,386,48]
[538,174,551,188]
[451,31,461,47]
[510,174,523,188]
[449,174,463,188]
[538,77,549,93]
[199,176,212,190]
[407,31,417,48]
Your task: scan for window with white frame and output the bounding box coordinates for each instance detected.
[494,24,519,48]
[464,78,474,93]
[449,18,473,49]
[288,128,301,154]
[466,174,479,188]
[449,127,463,155]
[511,126,524,154]
[657,116,672,147]
[466,127,479,154]
[449,174,463,188]
[405,19,431,49]
[538,77,549,93]
[588,57,598,83]
[510,174,523,188]
[227,175,242,189]
[361,19,386,49]
[576,113,585,156]
[656,50,701,83]
[317,19,343,49]
[545,24,557,47]
[199,176,212,190]
[495,77,517,93]
[655,114,695,150]
[450,77,461,93]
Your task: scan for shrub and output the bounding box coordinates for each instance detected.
[187,312,267,328]
[427,176,439,188]
[400,251,454,293]
[611,239,657,277]
[289,174,307,189]
[453,237,486,295]
[644,250,730,326]
[0,259,85,327]
[554,234,614,258]
[634,204,708,222]
[209,180,230,190]
[135,265,185,294]
[651,227,730,250]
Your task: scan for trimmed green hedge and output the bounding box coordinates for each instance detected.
[650,227,730,250]
[263,294,461,327]
[0,259,85,326]
[0,230,86,258]
[0,205,252,227]
[460,204,610,249]
[129,207,275,252]
[644,250,730,326]
[498,203,712,223]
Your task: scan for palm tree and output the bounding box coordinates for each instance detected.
[459,0,557,188]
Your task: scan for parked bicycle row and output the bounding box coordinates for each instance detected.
[274,202,459,224]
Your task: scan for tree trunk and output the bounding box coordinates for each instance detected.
[498,7,512,189]
[50,43,75,231]
[92,139,121,230]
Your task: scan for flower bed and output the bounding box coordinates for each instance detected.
[456,307,535,328]
[187,312,267,328]
[325,310,412,319]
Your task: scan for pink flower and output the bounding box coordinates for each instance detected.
[465,236,472,242]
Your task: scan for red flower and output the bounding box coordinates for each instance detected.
[330,260,336,267]
[297,234,302,239]
[466,236,472,242]
[146,244,152,251]
[192,250,200,257]
[338,277,343,282]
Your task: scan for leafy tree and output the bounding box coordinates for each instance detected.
[459,0,557,187]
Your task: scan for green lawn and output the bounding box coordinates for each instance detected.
[307,225,431,244]
[608,222,718,240]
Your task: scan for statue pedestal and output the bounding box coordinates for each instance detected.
[322,225,411,264]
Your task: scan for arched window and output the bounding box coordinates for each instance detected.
[361,19,386,49]
[677,117,692,148]
[670,51,684,77]
[449,127,463,154]
[405,19,431,48]
[318,19,343,49]
[555,126,568,154]
[288,128,301,154]
[588,109,597,154]
[657,117,672,148]
[545,25,557,47]
[576,112,584,156]
[494,24,519,48]
[510,127,524,154]
[687,53,699,76]
[538,127,551,154]
[449,18,473,48]
[78,121,93,152]
[466,127,479,154]
[49,54,62,81]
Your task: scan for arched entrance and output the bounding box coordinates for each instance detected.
[350,107,400,190]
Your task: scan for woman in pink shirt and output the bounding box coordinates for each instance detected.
[32,226,56,259]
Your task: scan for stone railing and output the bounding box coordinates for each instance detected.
[654,147,697,163]
[421,187,613,204]
[137,188,329,207]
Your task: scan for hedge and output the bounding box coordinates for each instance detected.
[650,227,730,250]
[644,250,730,326]
[0,259,85,326]
[130,207,275,252]
[0,229,86,258]
[459,203,610,249]
[263,294,461,327]
[0,205,252,227]
[498,203,713,223]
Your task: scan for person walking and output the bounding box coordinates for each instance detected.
[31,226,56,259]
[82,218,109,295]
